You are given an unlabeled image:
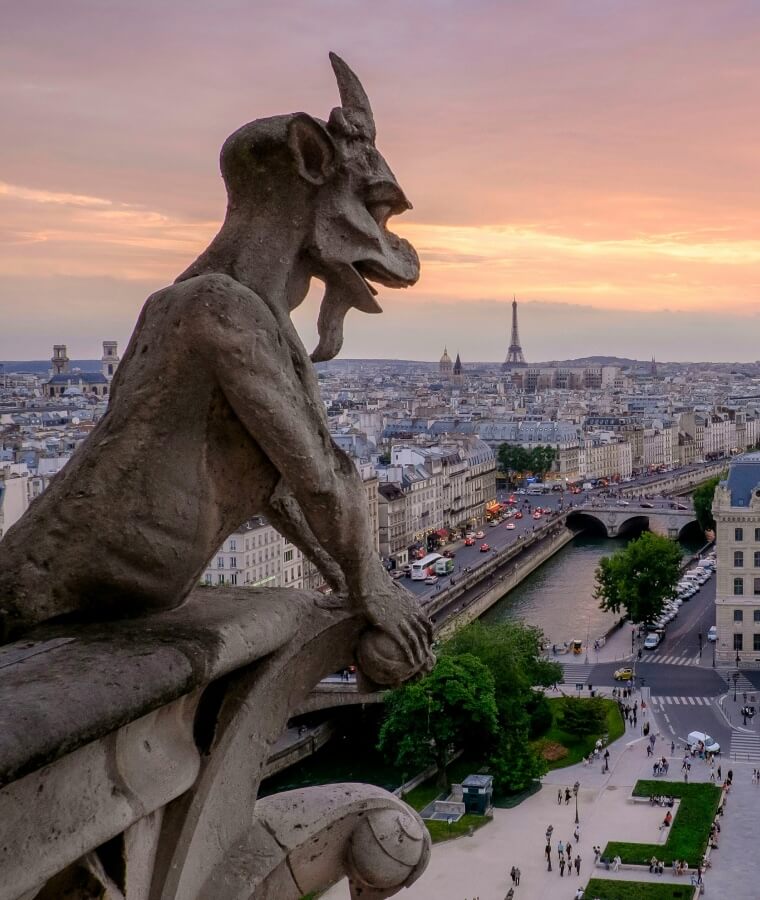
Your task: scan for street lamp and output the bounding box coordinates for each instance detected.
[573,781,580,825]
[631,628,636,653]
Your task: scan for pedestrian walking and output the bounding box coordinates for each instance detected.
[509,865,516,884]
[557,839,564,857]
[559,857,566,877]
[574,854,581,875]
[545,843,551,863]
[717,765,722,781]
[514,867,520,885]
[565,787,571,805]
[558,788,563,805]
[671,740,675,754]
[573,824,580,843]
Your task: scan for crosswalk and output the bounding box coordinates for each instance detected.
[651,695,714,706]
[560,663,595,684]
[729,731,760,761]
[640,653,701,666]
[717,671,757,694]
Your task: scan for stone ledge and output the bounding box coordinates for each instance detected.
[0,586,313,787]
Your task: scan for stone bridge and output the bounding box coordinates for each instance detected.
[566,503,699,539]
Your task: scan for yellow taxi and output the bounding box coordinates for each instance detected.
[613,667,634,681]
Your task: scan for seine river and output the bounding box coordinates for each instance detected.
[481,533,702,648]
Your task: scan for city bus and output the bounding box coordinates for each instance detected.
[411,552,443,580]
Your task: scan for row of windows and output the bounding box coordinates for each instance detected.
[733,527,760,542]
[732,578,760,595]
[732,609,760,622]
[733,551,760,567]
[733,633,760,651]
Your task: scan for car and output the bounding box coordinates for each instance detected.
[640,501,654,508]
[489,520,499,527]
[464,537,475,546]
[390,569,405,579]
[475,530,485,539]
[443,549,456,558]
[616,500,630,506]
[479,543,490,552]
[505,522,516,530]
[465,532,475,539]
[424,575,438,585]
[532,512,542,519]
[643,633,661,650]
[614,667,634,681]
[707,625,717,642]
[687,731,720,754]
[515,511,523,519]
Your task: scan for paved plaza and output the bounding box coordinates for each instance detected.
[323,698,752,900]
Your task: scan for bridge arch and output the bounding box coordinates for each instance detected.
[565,510,610,537]
[676,517,702,542]
[615,515,650,537]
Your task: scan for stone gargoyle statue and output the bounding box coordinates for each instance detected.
[0,53,435,900]
[0,52,433,684]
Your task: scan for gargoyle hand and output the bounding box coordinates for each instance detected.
[354,577,435,686]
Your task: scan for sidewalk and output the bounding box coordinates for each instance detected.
[322,701,721,899]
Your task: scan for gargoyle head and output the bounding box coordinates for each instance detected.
[218,54,419,361]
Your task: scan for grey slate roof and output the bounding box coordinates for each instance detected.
[724,452,760,506]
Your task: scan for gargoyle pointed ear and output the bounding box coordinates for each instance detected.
[287,113,337,185]
[329,52,376,143]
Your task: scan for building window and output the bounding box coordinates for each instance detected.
[755,634,760,652]
[229,557,237,568]
[735,527,744,541]
[734,633,744,651]
[229,540,236,552]
[204,573,212,584]
[735,550,744,567]
[755,578,760,596]
[734,578,744,596]
[734,609,744,622]
[755,610,760,623]
[230,573,237,585]
[217,557,224,568]
[284,549,294,562]
[217,574,225,585]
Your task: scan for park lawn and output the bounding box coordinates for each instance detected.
[584,878,695,899]
[532,697,625,769]
[603,780,720,867]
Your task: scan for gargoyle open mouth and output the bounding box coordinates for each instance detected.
[352,259,414,292]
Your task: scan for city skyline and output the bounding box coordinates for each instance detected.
[3,1,760,360]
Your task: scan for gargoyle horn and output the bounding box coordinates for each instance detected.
[329,51,376,144]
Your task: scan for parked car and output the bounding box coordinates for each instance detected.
[489,520,499,527]
[707,625,717,642]
[644,633,661,650]
[479,543,490,552]
[425,575,439,585]
[614,667,634,681]
[687,731,720,754]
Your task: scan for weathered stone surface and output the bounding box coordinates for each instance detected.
[0,54,432,900]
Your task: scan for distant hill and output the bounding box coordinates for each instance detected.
[0,359,103,375]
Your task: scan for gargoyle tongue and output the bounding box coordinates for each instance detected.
[310,267,382,363]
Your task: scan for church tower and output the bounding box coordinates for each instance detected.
[452,352,464,386]
[51,345,70,376]
[439,346,453,379]
[102,341,120,380]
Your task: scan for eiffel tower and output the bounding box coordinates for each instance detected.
[502,296,527,370]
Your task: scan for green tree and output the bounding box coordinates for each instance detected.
[530,445,557,478]
[558,696,608,735]
[378,654,498,787]
[442,621,556,791]
[693,475,721,532]
[594,531,682,624]
[497,443,531,483]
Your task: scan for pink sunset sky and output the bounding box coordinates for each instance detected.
[3,0,760,361]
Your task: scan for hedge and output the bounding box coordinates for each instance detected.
[603,780,720,867]
[584,878,696,899]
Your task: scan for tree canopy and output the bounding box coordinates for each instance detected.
[378,653,498,787]
[693,475,721,533]
[558,696,608,736]
[497,443,557,481]
[594,531,682,624]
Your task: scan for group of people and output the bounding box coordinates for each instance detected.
[652,755,669,776]
[544,822,582,879]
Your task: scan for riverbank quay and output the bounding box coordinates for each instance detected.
[322,696,734,900]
